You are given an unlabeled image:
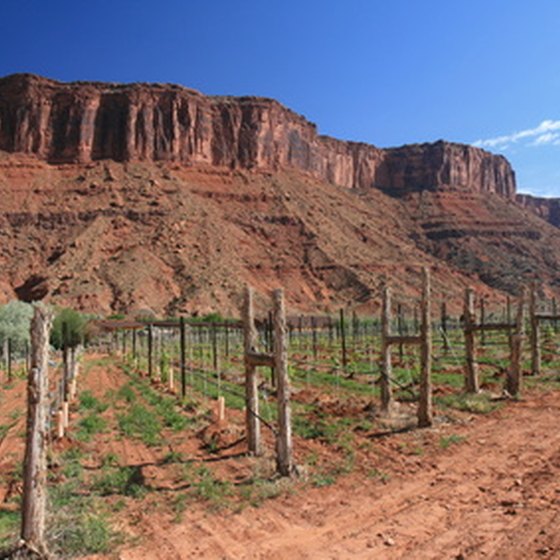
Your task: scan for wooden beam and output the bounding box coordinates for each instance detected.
[385,335,422,346]
[530,286,541,376]
[380,282,393,413]
[464,288,479,393]
[273,289,293,476]
[418,267,433,428]
[243,286,261,456]
[21,305,53,556]
[246,352,274,368]
[506,292,525,397]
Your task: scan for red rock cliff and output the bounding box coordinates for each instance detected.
[516,193,560,228]
[0,73,516,197]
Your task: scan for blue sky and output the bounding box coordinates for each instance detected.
[2,0,560,196]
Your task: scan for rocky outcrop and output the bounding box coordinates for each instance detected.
[0,73,516,197]
[516,194,560,228]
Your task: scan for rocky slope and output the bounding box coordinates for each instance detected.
[0,74,558,315]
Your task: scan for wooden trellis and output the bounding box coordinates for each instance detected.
[380,267,432,428]
[463,288,525,396]
[242,286,293,477]
[529,286,560,376]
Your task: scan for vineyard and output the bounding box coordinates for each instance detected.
[1,279,560,558]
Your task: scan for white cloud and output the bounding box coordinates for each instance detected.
[531,132,560,146]
[473,119,560,149]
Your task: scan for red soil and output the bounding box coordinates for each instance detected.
[107,388,559,560]
[2,359,560,559]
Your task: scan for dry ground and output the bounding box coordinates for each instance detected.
[114,389,560,560]
[2,360,560,559]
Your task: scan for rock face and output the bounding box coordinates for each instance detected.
[0,73,516,197]
[516,194,560,228]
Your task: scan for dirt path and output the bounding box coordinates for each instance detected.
[119,389,560,560]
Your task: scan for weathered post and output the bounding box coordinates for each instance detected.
[61,321,70,429]
[397,303,404,360]
[273,289,293,476]
[211,323,219,372]
[339,308,348,370]
[529,286,541,376]
[380,282,393,413]
[418,268,433,427]
[132,328,137,364]
[311,316,318,360]
[506,291,525,397]
[224,322,230,358]
[147,324,153,378]
[464,288,479,393]
[21,305,52,557]
[168,366,175,393]
[180,317,187,398]
[243,287,261,455]
[7,337,12,382]
[480,297,486,346]
[441,301,450,352]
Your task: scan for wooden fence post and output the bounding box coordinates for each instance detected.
[147,324,153,378]
[311,317,318,360]
[180,317,187,398]
[211,323,219,372]
[339,308,348,370]
[273,289,293,476]
[132,328,137,363]
[441,301,450,352]
[480,297,486,346]
[380,282,393,413]
[397,303,404,360]
[418,268,432,427]
[21,305,52,556]
[529,286,541,376]
[7,338,12,382]
[243,286,261,455]
[506,291,525,397]
[464,288,479,393]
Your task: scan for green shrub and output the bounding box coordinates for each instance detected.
[118,404,162,446]
[79,390,108,413]
[76,413,108,442]
[92,466,146,498]
[0,510,19,548]
[0,300,33,354]
[51,308,90,349]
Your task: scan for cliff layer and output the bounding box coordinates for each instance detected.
[0,73,516,197]
[516,194,560,228]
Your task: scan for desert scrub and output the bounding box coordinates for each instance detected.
[155,398,189,431]
[118,404,162,446]
[79,390,109,413]
[76,412,108,442]
[116,382,137,404]
[439,434,466,449]
[0,510,19,548]
[181,463,232,508]
[47,490,120,557]
[293,414,354,444]
[92,465,146,498]
[435,392,501,414]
